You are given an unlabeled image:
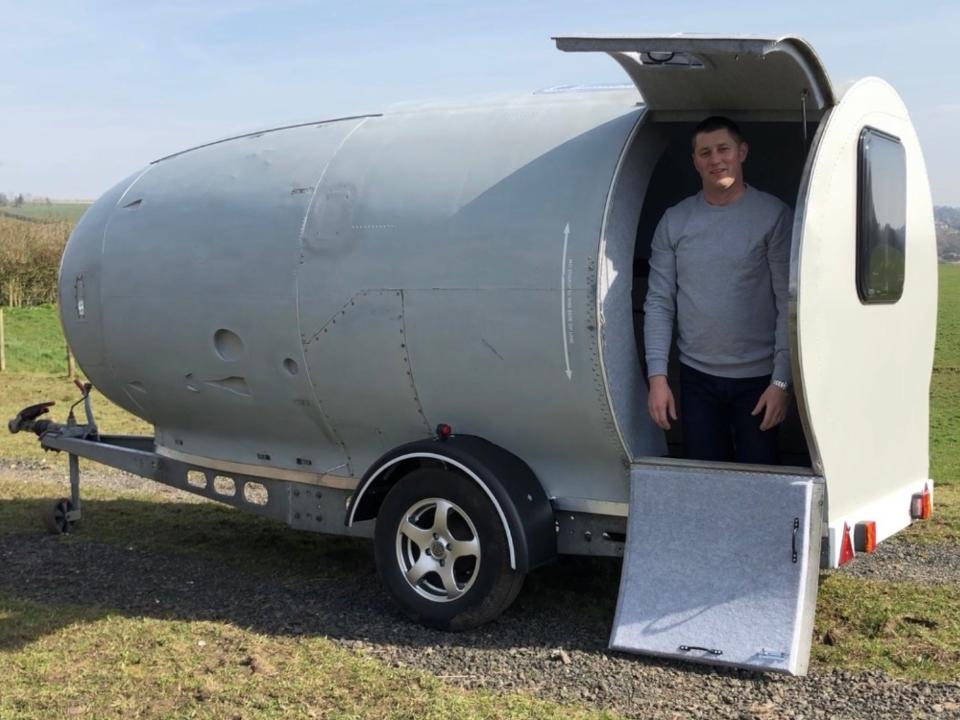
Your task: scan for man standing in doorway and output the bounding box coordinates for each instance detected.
[643,116,792,464]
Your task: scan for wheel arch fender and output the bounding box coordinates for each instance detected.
[345,435,556,573]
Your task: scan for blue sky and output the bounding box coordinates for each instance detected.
[2,0,959,205]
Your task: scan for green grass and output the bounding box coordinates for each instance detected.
[935,264,960,369]
[0,594,617,720]
[901,483,960,546]
[0,374,150,461]
[930,371,960,486]
[814,574,960,681]
[1,304,69,374]
[930,265,960,486]
[0,202,90,224]
[0,305,151,461]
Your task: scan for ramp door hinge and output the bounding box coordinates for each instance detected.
[758,649,789,661]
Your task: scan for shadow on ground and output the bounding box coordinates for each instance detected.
[0,497,623,656]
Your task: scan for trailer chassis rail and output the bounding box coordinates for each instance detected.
[9,394,372,538]
[8,393,627,555]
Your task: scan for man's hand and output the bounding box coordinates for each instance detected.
[751,384,789,431]
[648,375,677,430]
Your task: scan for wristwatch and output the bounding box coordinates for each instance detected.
[772,379,789,392]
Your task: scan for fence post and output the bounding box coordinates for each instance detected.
[67,343,75,379]
[0,308,5,372]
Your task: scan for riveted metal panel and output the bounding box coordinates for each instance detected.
[86,119,367,474]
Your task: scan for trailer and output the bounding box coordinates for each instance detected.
[9,35,937,676]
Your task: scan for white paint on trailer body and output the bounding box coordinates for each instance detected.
[793,77,938,564]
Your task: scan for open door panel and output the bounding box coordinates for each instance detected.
[791,77,936,561]
[611,465,824,674]
[554,35,835,113]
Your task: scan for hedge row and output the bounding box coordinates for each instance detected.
[0,216,70,307]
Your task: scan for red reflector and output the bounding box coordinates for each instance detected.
[854,521,877,553]
[436,423,453,440]
[838,523,855,566]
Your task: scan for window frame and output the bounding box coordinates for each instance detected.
[856,126,907,305]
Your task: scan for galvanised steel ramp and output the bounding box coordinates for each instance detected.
[610,465,824,675]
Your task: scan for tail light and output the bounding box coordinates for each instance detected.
[854,521,877,553]
[911,484,932,520]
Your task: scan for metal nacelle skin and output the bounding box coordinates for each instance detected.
[62,89,641,505]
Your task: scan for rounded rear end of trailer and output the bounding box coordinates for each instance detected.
[791,77,937,567]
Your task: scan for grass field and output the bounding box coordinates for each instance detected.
[0,202,90,224]
[935,265,960,368]
[0,266,958,713]
[0,304,70,374]
[932,264,960,485]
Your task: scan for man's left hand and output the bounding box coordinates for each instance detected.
[751,385,790,431]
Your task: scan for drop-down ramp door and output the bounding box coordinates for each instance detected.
[610,466,824,675]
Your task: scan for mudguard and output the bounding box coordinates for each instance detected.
[346,435,556,573]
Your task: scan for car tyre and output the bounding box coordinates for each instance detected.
[374,467,525,630]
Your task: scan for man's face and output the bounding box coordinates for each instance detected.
[692,128,748,193]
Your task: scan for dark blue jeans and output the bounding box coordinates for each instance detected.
[679,363,780,465]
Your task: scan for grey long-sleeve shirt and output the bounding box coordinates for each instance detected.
[643,185,793,384]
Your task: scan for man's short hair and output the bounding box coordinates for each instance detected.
[692,116,744,149]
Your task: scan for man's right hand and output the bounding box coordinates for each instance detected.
[647,374,677,430]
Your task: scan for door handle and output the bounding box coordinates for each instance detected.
[791,517,800,563]
[678,645,722,656]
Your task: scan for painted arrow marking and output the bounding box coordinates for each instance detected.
[561,222,572,380]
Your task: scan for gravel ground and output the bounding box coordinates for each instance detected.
[2,464,959,719]
[838,538,960,585]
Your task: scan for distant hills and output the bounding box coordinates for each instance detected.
[936,207,960,262]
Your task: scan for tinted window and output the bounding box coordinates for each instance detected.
[857,128,906,304]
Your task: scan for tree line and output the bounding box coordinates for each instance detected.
[0,193,25,207]
[0,193,54,207]
[935,206,960,261]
